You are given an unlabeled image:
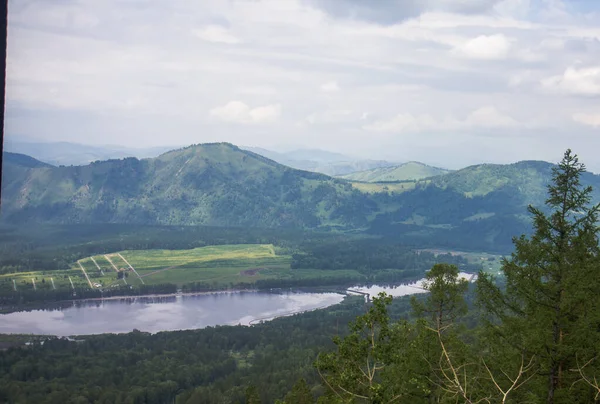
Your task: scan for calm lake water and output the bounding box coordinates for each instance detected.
[0,291,345,336]
[0,274,474,336]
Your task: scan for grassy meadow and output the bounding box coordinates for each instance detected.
[1,244,366,293]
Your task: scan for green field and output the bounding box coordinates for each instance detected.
[1,244,366,293]
[0,269,89,292]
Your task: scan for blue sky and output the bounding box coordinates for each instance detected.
[5,0,600,169]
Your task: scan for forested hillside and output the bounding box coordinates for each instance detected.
[339,161,450,182]
[315,150,600,404]
[1,144,376,229]
[3,144,600,253]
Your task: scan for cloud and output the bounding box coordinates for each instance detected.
[303,0,504,24]
[193,25,240,44]
[455,34,512,60]
[209,101,281,124]
[363,106,518,132]
[541,66,600,96]
[5,0,600,170]
[572,112,600,127]
[464,106,518,127]
[306,109,353,124]
[320,81,340,92]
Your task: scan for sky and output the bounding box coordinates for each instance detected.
[5,0,600,169]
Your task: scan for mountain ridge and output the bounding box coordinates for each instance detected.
[340,161,450,182]
[3,143,600,253]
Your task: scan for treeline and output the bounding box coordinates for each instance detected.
[0,283,177,309]
[301,150,600,403]
[0,224,308,273]
[291,239,479,273]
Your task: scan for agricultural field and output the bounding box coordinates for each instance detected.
[0,269,89,293]
[0,244,367,294]
[116,244,292,287]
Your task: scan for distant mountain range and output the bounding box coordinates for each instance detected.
[339,162,450,182]
[4,140,399,177]
[241,146,398,176]
[3,143,600,253]
[3,140,175,166]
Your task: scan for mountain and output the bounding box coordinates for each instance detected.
[241,146,398,176]
[0,143,376,229]
[366,160,600,251]
[339,162,450,182]
[3,152,53,169]
[4,140,175,166]
[3,144,600,253]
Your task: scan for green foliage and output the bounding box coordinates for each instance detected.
[1,143,373,229]
[0,296,392,403]
[283,378,314,404]
[477,149,600,402]
[245,385,261,404]
[4,144,600,254]
[315,150,600,403]
[411,263,468,328]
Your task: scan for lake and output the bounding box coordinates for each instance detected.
[0,274,474,336]
[0,291,345,336]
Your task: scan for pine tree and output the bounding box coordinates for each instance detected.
[283,378,314,404]
[477,149,600,403]
[245,385,261,404]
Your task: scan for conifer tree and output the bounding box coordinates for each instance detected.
[478,149,600,403]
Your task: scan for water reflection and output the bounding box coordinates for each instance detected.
[0,273,476,337]
[0,291,345,336]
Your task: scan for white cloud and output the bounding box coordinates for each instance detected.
[320,81,340,92]
[572,112,600,127]
[541,66,600,96]
[306,109,353,124]
[363,106,518,132]
[5,0,600,169]
[455,34,512,60]
[363,113,440,132]
[465,106,518,127]
[193,25,240,44]
[210,101,281,124]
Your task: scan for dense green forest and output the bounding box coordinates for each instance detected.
[315,150,600,403]
[0,296,391,403]
[3,144,600,253]
[1,150,599,403]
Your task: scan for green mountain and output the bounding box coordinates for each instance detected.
[3,152,53,169]
[367,160,600,251]
[339,161,450,182]
[3,144,600,253]
[0,143,376,229]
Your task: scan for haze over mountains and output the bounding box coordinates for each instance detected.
[5,140,399,177]
[241,147,398,176]
[339,162,451,182]
[3,142,600,253]
[4,139,176,167]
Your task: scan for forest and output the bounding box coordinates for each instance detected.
[0,150,599,403]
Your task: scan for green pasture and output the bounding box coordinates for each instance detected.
[114,244,290,287]
[0,269,89,292]
[1,244,369,292]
